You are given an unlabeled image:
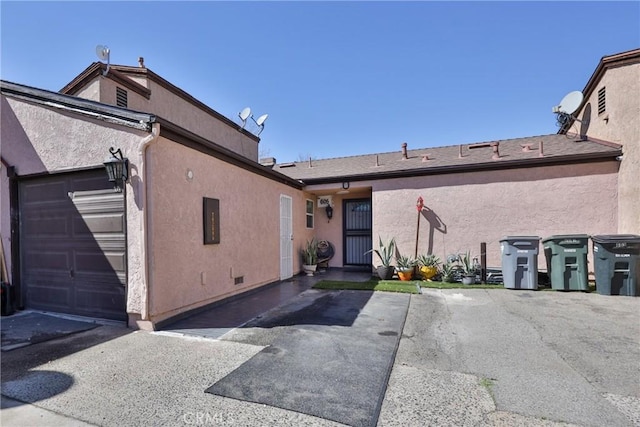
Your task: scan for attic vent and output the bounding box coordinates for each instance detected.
[116,87,128,108]
[597,87,606,115]
[279,163,296,168]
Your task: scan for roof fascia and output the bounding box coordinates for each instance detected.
[156,117,303,189]
[60,62,151,99]
[1,80,156,131]
[299,151,622,185]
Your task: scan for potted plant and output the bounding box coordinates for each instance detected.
[366,237,396,280]
[417,254,441,281]
[396,255,416,281]
[459,251,477,285]
[440,262,457,283]
[301,238,318,276]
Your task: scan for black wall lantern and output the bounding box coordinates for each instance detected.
[104,147,129,192]
[325,204,334,221]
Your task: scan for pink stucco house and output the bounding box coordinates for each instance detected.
[1,48,637,329]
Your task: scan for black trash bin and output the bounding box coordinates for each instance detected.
[542,235,590,291]
[500,236,540,290]
[591,234,640,296]
[1,281,15,316]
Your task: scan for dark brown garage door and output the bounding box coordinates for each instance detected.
[19,169,127,321]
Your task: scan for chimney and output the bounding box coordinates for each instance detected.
[491,142,500,160]
[401,142,408,159]
[138,57,145,68]
[259,157,276,168]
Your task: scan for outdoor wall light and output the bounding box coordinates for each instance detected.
[325,204,334,221]
[104,147,129,193]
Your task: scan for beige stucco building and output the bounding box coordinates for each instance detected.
[1,48,637,328]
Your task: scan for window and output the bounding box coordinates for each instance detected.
[305,199,314,229]
[597,87,606,115]
[116,87,128,108]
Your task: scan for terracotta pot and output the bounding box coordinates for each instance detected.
[397,270,413,281]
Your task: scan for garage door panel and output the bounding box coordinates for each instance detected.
[75,251,126,275]
[21,181,68,203]
[20,170,127,321]
[24,215,70,236]
[26,281,72,310]
[22,250,70,270]
[74,213,125,235]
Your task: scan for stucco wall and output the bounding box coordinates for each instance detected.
[144,79,259,161]
[573,63,640,235]
[72,73,259,162]
[145,138,308,325]
[306,186,372,268]
[0,95,149,317]
[370,162,619,271]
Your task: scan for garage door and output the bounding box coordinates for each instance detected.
[19,169,127,321]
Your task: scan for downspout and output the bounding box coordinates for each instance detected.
[133,122,160,329]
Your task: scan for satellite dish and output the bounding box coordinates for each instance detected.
[95,45,111,76]
[553,91,583,115]
[96,45,110,61]
[255,113,268,126]
[238,107,251,129]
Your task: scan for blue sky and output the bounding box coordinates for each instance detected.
[1,2,638,163]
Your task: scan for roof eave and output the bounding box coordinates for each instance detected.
[299,150,622,185]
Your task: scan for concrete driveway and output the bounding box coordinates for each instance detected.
[1,286,639,426]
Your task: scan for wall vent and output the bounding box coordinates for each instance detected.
[597,87,606,115]
[116,87,128,108]
[234,276,244,285]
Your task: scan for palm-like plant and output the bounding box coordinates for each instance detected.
[302,238,318,265]
[366,236,396,268]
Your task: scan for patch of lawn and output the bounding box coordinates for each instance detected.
[313,279,420,294]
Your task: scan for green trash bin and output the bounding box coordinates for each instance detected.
[591,235,640,296]
[542,235,590,291]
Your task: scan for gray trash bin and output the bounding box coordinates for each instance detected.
[591,234,640,296]
[500,236,540,290]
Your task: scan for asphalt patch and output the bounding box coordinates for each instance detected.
[1,312,99,351]
[206,290,410,427]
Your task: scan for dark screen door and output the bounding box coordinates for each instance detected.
[343,199,372,266]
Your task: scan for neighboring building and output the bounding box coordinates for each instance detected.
[1,48,636,328]
[559,49,640,236]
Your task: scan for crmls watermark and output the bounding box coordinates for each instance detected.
[182,411,234,425]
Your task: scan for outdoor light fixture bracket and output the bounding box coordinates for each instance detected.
[104,147,129,193]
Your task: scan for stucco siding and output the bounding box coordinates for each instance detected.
[0,95,149,317]
[145,138,306,324]
[575,63,640,234]
[145,80,259,161]
[73,79,101,102]
[371,162,618,271]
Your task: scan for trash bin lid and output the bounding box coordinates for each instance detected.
[500,236,540,243]
[542,234,590,244]
[591,234,640,244]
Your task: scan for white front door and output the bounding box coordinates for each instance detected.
[280,195,293,280]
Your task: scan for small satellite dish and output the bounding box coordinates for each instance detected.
[239,107,251,121]
[238,107,251,129]
[96,45,110,61]
[255,114,268,126]
[553,91,583,115]
[95,45,111,76]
